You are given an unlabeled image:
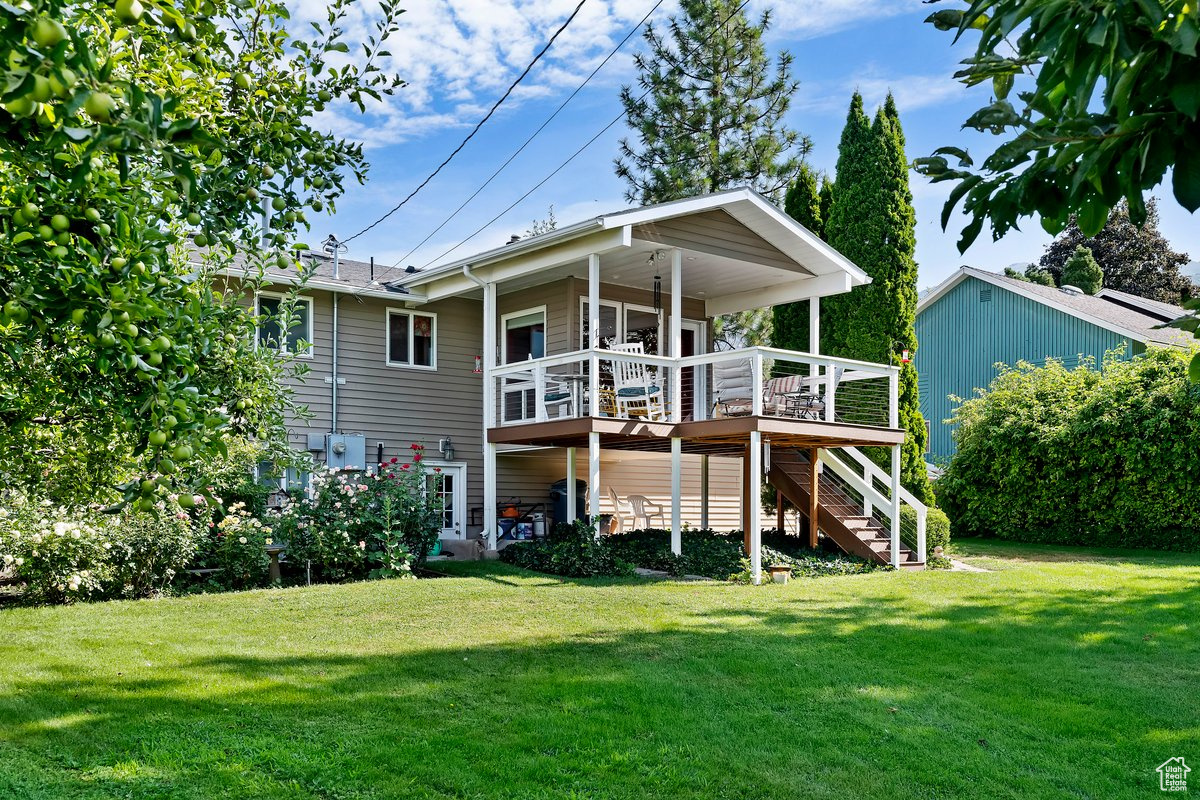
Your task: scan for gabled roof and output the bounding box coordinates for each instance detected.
[918,266,1193,348]
[393,187,870,291]
[1096,287,1184,323]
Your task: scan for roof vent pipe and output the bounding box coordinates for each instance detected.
[1060,285,1084,296]
[507,235,521,245]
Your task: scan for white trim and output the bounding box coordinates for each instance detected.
[578,297,622,349]
[500,305,548,363]
[623,301,663,354]
[255,290,314,359]
[917,266,1150,343]
[680,319,707,420]
[385,307,438,370]
[423,461,466,539]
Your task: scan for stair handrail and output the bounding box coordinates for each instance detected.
[817,446,927,562]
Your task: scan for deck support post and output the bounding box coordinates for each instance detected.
[482,280,498,551]
[809,447,820,549]
[565,446,577,522]
[700,455,710,530]
[670,437,682,555]
[890,443,902,568]
[670,247,682,422]
[588,253,600,417]
[741,445,751,553]
[748,430,763,585]
[588,431,601,538]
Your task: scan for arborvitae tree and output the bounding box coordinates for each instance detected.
[1038,200,1192,302]
[821,93,876,359]
[614,0,810,204]
[824,92,933,504]
[1061,245,1104,294]
[818,176,834,232]
[772,164,825,357]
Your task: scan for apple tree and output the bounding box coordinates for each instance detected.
[0,0,404,505]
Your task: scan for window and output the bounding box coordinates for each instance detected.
[580,298,620,349]
[256,293,313,356]
[502,308,546,363]
[387,310,437,369]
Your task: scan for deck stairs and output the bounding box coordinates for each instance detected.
[768,447,925,569]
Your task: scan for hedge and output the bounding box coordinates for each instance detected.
[939,348,1200,550]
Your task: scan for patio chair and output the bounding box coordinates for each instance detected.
[607,486,635,534]
[609,342,665,421]
[540,377,574,419]
[627,494,665,529]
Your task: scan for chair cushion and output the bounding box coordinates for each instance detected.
[544,391,571,402]
[616,385,660,398]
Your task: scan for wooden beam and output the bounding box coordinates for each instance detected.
[809,447,820,549]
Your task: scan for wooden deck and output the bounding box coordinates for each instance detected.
[487,415,904,456]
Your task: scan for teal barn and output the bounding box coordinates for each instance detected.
[914,267,1189,462]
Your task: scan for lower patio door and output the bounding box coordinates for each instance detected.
[426,464,466,539]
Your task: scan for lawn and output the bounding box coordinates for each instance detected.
[1,542,1197,799]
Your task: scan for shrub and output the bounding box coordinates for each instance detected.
[211,503,273,590]
[269,446,441,583]
[899,506,951,555]
[941,348,1200,549]
[500,520,634,578]
[0,495,206,604]
[606,528,746,579]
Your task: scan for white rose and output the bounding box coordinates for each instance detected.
[238,536,248,544]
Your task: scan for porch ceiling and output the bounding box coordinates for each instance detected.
[487,416,905,455]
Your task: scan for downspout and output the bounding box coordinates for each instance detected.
[331,246,341,432]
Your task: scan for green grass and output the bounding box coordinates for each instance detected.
[2,545,1198,799]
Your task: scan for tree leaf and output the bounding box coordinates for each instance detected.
[1190,352,1200,384]
[1173,138,1200,213]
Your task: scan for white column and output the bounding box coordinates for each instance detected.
[888,368,899,429]
[670,247,682,422]
[890,444,902,569]
[588,253,600,417]
[482,281,499,550]
[670,437,682,555]
[566,446,577,522]
[588,431,601,536]
[808,296,820,354]
[749,430,763,584]
[751,350,764,417]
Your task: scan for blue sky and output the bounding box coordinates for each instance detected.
[302,0,1200,291]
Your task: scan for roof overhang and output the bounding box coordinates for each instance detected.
[395,189,870,312]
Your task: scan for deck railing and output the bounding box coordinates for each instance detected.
[490,346,899,429]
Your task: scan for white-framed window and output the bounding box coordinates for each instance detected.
[579,298,663,354]
[579,298,621,349]
[501,306,546,363]
[256,292,313,357]
[387,309,437,369]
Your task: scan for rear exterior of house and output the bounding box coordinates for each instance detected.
[915,267,1188,462]
[227,189,931,582]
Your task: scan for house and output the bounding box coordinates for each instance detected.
[222,188,930,582]
[915,266,1192,462]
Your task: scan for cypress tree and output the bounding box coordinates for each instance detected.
[772,164,824,357]
[1061,244,1104,294]
[824,92,934,504]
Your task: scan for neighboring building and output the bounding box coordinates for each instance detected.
[222,188,931,580]
[915,266,1192,462]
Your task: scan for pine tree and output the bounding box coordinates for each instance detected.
[772,164,824,357]
[614,0,810,204]
[1061,245,1104,294]
[824,92,934,504]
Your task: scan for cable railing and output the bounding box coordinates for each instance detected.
[489,346,900,429]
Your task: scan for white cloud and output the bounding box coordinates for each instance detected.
[755,0,926,39]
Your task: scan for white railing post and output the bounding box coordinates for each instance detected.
[588,252,601,419]
[670,248,682,423]
[749,429,762,584]
[917,507,927,563]
[534,364,546,423]
[888,367,899,429]
[751,349,764,417]
[824,359,836,422]
[890,444,902,569]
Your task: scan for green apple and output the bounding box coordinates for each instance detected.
[114,0,145,24]
[84,91,116,122]
[148,430,168,447]
[30,75,53,103]
[172,444,193,461]
[33,18,68,48]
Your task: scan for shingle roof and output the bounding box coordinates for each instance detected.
[920,266,1195,348]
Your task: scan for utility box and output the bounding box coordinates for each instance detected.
[326,433,366,469]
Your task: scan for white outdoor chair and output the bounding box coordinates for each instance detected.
[627,494,665,529]
[540,377,574,419]
[607,486,634,534]
[609,342,665,421]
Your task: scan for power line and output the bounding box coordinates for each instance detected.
[341,0,590,245]
[415,0,755,269]
[382,0,667,277]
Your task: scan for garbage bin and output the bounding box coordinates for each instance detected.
[550,478,588,527]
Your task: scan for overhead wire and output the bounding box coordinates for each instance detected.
[340,0,590,245]
[378,0,668,280]
[411,0,755,270]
